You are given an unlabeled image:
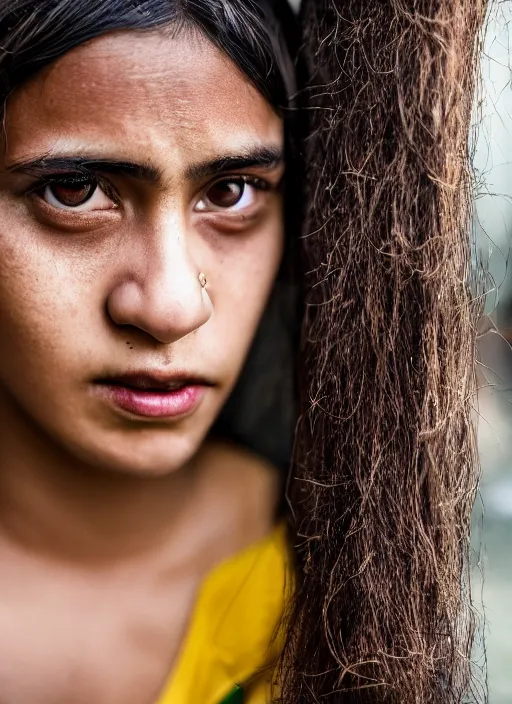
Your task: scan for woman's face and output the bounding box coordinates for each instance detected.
[0,29,285,475]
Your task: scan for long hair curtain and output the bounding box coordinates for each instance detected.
[282,1,488,702]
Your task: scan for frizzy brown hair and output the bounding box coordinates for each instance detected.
[280,1,488,702]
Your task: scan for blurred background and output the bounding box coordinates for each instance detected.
[473,2,512,701]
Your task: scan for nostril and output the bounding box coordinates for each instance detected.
[106,265,212,344]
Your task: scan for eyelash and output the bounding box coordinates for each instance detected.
[24,173,272,209]
[25,174,120,205]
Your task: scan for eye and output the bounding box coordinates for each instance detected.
[195,177,267,213]
[37,178,116,212]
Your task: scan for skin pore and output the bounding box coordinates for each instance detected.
[0,28,284,704]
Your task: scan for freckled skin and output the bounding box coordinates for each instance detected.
[0,29,285,704]
[0,29,285,476]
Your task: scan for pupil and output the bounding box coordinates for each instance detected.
[208,180,244,208]
[51,181,95,207]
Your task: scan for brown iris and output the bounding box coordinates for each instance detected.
[49,181,96,207]
[206,179,245,208]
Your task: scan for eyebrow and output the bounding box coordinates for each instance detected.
[185,146,283,180]
[6,157,160,182]
[6,146,284,183]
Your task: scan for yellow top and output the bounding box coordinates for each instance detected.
[155,523,290,704]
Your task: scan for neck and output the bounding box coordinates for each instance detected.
[0,400,202,564]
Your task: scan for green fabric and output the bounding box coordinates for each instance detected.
[219,685,244,704]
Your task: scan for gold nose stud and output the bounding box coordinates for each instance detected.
[198,272,207,289]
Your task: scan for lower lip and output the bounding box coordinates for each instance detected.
[99,384,206,419]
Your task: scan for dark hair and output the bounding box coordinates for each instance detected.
[0,0,303,470]
[0,0,297,113]
[282,0,487,703]
[0,1,491,703]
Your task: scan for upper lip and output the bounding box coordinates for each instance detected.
[96,372,212,391]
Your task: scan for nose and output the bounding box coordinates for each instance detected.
[107,217,212,344]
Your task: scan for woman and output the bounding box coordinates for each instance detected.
[0,1,298,703]
[0,0,488,703]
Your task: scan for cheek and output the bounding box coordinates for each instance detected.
[0,228,93,378]
[211,217,285,354]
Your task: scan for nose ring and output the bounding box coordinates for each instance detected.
[198,272,207,289]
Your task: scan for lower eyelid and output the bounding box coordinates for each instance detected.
[197,202,270,226]
[27,196,122,229]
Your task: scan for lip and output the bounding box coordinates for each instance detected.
[93,372,211,419]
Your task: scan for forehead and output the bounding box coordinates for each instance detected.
[4,29,283,170]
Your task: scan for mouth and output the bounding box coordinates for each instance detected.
[93,373,212,419]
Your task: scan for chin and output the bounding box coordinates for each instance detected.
[64,425,206,478]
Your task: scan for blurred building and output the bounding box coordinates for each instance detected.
[465,3,512,701]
